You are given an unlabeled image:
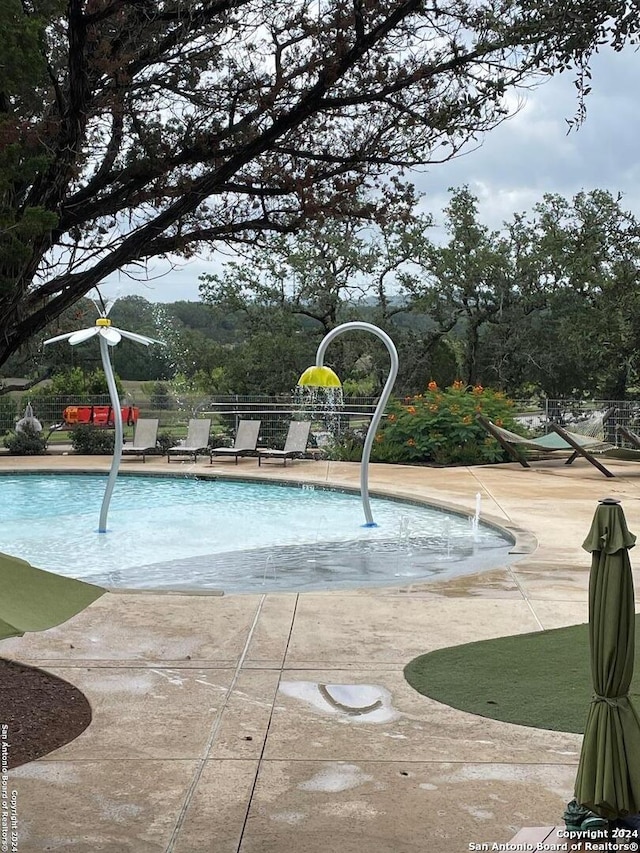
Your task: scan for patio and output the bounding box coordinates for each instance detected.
[3,454,640,852]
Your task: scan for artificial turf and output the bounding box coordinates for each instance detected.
[404,616,640,733]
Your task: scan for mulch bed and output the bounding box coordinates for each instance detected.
[0,658,92,768]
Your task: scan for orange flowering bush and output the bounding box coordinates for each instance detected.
[372,381,521,465]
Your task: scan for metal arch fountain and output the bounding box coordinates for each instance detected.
[298,321,399,527]
[44,294,163,533]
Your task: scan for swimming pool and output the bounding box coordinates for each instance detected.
[0,473,515,592]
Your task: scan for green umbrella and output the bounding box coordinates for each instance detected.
[574,499,640,820]
[0,551,105,641]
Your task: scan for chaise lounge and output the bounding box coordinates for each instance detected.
[617,424,640,451]
[209,419,261,464]
[167,418,211,463]
[121,418,159,463]
[257,420,312,466]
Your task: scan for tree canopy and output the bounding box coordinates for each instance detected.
[7,184,640,399]
[1,0,638,369]
[200,185,640,399]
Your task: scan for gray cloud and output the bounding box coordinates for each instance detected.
[418,48,640,231]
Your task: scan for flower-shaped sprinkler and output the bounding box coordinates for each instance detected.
[44,295,163,532]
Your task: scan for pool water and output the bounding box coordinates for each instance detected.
[0,474,514,592]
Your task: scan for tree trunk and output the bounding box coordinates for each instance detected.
[465,322,481,386]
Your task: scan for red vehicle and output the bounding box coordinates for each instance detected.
[62,405,139,428]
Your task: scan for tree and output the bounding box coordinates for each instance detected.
[501,190,640,399]
[401,187,521,386]
[1,295,101,382]
[200,193,439,390]
[419,188,640,399]
[382,186,640,399]
[200,218,376,338]
[0,0,636,370]
[221,313,316,395]
[108,295,172,379]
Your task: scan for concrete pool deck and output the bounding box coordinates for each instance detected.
[3,453,640,852]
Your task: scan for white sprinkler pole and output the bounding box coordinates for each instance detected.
[98,333,123,533]
[316,322,398,527]
[44,309,163,534]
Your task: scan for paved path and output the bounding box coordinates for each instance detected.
[3,454,640,852]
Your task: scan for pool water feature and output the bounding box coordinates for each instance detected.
[0,474,515,593]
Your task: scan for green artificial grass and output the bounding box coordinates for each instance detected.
[404,616,640,733]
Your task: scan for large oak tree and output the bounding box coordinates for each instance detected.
[0,0,636,371]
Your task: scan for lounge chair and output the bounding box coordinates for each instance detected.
[209,419,261,464]
[122,418,159,463]
[167,418,211,463]
[617,424,640,451]
[257,420,311,466]
[477,408,616,478]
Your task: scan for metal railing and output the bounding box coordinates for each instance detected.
[18,393,379,449]
[17,394,115,429]
[513,400,640,449]
[193,394,377,447]
[26,391,640,453]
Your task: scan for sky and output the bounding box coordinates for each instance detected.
[101,46,640,305]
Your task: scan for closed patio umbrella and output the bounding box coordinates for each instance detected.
[0,551,105,642]
[573,498,640,820]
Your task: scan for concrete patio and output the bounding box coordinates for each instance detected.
[3,453,640,852]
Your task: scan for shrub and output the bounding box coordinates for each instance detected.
[371,381,523,466]
[0,395,17,435]
[70,425,115,454]
[156,431,180,454]
[4,425,47,455]
[325,428,367,462]
[27,368,126,426]
[46,367,124,397]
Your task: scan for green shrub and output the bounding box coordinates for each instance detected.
[0,395,17,435]
[28,369,123,412]
[26,368,125,426]
[326,428,366,462]
[156,431,180,454]
[45,367,124,397]
[70,425,115,454]
[371,381,523,466]
[4,425,47,455]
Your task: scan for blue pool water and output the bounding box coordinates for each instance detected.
[0,474,515,592]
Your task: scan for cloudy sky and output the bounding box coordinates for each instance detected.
[102,46,640,304]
